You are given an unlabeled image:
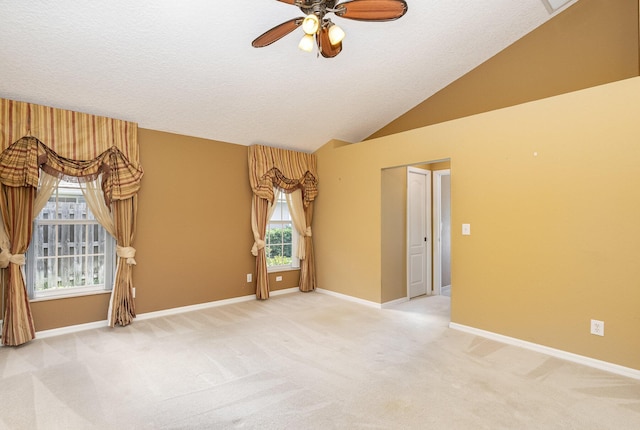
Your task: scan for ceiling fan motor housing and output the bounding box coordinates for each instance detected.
[298,0,337,17]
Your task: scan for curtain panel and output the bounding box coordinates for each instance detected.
[0,184,36,345]
[0,98,143,345]
[248,145,318,299]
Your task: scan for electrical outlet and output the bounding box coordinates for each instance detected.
[590,319,604,336]
[276,276,283,282]
[246,273,252,283]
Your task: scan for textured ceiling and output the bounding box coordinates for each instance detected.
[0,0,577,153]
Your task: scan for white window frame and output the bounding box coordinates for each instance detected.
[26,180,115,300]
[266,191,299,272]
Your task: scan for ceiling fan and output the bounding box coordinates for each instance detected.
[252,0,408,58]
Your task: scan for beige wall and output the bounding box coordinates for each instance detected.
[381,167,407,303]
[314,77,640,370]
[31,129,300,331]
[367,0,640,140]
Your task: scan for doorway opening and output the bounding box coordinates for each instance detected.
[381,160,451,307]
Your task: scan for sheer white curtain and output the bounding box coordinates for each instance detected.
[33,171,60,216]
[286,189,310,260]
[79,175,116,237]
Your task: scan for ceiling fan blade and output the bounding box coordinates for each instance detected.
[317,27,342,58]
[252,17,303,47]
[335,0,408,21]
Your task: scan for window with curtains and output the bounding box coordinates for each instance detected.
[25,179,116,299]
[266,192,299,271]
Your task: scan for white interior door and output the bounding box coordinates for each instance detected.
[407,167,432,298]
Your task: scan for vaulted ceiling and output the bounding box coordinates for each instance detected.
[0,0,577,152]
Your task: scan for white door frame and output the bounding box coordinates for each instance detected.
[406,166,432,298]
[433,169,450,296]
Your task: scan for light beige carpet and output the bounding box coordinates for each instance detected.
[1,292,639,429]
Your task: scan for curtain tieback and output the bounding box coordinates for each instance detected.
[251,239,266,257]
[116,246,137,265]
[305,227,312,237]
[0,249,26,268]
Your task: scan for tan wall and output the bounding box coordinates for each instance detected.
[314,77,640,370]
[381,167,407,303]
[31,129,299,331]
[367,0,640,140]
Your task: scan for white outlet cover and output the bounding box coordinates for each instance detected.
[462,224,471,235]
[590,319,604,336]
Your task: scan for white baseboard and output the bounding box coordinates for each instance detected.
[37,320,109,339]
[35,288,301,340]
[270,287,300,297]
[316,288,382,308]
[381,297,409,308]
[450,323,640,381]
[133,287,300,322]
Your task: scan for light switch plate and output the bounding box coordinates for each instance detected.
[462,224,471,235]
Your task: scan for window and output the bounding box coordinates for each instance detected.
[266,191,299,271]
[26,180,115,299]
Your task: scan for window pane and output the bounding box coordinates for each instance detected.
[94,224,105,253]
[282,225,292,245]
[40,200,56,220]
[90,255,105,285]
[271,244,283,259]
[57,256,74,288]
[72,255,84,287]
[35,258,54,291]
[267,244,286,266]
[58,225,78,256]
[276,200,290,221]
[269,227,283,245]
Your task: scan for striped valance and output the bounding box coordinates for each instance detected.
[248,145,318,206]
[1,98,139,163]
[0,98,143,201]
[0,137,142,203]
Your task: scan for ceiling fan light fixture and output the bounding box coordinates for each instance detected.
[302,14,320,34]
[328,22,345,46]
[298,33,315,52]
[252,0,408,57]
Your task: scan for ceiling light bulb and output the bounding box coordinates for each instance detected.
[302,14,320,35]
[328,24,345,46]
[298,34,314,53]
